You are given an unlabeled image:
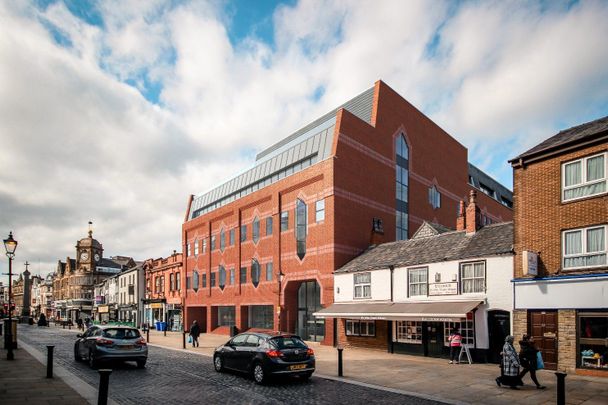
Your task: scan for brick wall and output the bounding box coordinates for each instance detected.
[336,319,388,351]
[512,310,528,351]
[557,310,577,373]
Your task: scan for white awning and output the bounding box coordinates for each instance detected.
[313,301,483,321]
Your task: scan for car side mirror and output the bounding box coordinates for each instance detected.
[77,333,83,338]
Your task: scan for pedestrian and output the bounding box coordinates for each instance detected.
[448,328,462,364]
[518,334,546,389]
[37,313,47,327]
[84,317,92,329]
[189,320,201,348]
[496,335,521,389]
[76,318,83,331]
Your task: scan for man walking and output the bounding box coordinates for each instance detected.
[189,320,201,348]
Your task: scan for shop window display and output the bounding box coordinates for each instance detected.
[396,321,422,344]
[579,312,608,370]
[444,319,474,346]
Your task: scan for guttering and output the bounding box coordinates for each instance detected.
[512,272,608,283]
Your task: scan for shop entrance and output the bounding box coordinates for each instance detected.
[296,281,324,342]
[424,322,445,357]
[488,310,510,363]
[530,310,558,370]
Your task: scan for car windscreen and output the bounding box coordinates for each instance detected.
[268,336,307,350]
[102,328,141,339]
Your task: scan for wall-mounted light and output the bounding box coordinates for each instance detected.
[435,273,441,282]
[336,287,340,294]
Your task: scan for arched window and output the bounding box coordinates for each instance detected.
[396,134,409,240]
[192,270,199,292]
[251,259,260,288]
[296,199,307,259]
[252,216,260,244]
[218,266,226,290]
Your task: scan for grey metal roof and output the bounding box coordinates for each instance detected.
[468,163,513,207]
[188,86,375,220]
[335,222,513,274]
[510,115,608,164]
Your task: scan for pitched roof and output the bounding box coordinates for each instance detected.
[411,221,452,239]
[335,222,513,274]
[510,115,608,164]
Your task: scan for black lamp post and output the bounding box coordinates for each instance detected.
[4,231,18,360]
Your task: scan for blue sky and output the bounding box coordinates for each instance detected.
[1,0,607,279]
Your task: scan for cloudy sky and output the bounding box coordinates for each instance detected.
[1,0,607,281]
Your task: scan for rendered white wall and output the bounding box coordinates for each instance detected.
[514,276,608,309]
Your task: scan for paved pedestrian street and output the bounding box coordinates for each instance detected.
[17,325,443,405]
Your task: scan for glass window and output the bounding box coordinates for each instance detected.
[220,228,225,252]
[444,320,474,346]
[240,225,247,242]
[229,229,235,246]
[194,238,199,255]
[353,272,371,299]
[253,217,260,244]
[202,238,207,254]
[169,273,175,291]
[281,211,289,231]
[578,312,608,370]
[192,271,199,292]
[217,306,235,327]
[249,305,274,329]
[395,134,409,240]
[202,273,206,288]
[563,225,607,269]
[345,320,375,337]
[395,321,422,344]
[563,153,607,201]
[266,217,273,236]
[428,186,441,209]
[315,199,325,222]
[186,276,191,290]
[460,262,485,293]
[240,267,247,284]
[218,266,226,290]
[408,267,428,297]
[210,272,216,287]
[211,235,216,251]
[296,199,307,259]
[266,262,273,281]
[229,267,235,285]
[186,242,190,257]
[251,259,260,288]
[176,272,180,291]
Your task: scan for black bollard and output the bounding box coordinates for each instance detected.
[164,327,167,337]
[337,345,344,377]
[46,345,54,378]
[555,372,567,405]
[97,369,112,405]
[146,327,150,343]
[182,331,186,349]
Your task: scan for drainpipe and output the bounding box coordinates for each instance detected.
[389,265,395,353]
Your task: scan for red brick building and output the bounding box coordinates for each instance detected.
[182,80,513,345]
[143,252,183,331]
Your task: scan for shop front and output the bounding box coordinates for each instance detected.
[143,299,166,328]
[167,303,182,331]
[578,311,607,372]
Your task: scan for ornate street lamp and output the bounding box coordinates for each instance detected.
[4,231,18,360]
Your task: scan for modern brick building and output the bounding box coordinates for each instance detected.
[143,252,184,331]
[182,80,512,345]
[510,116,607,375]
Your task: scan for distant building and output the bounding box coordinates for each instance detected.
[143,252,183,331]
[117,263,145,327]
[510,116,607,375]
[182,80,513,344]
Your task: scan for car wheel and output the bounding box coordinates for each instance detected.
[88,350,98,369]
[74,346,82,362]
[213,355,224,372]
[136,359,146,369]
[252,363,267,385]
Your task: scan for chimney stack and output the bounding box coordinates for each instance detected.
[465,190,481,234]
[456,200,466,231]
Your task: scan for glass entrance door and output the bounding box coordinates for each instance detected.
[296,281,324,342]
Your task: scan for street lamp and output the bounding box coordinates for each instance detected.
[4,231,18,360]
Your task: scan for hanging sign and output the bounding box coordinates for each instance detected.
[522,251,538,276]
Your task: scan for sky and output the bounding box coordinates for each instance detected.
[1,0,607,282]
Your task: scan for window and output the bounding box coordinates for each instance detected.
[211,235,216,251]
[579,312,608,370]
[281,211,289,231]
[210,272,216,287]
[217,306,235,327]
[266,262,273,281]
[395,321,422,344]
[155,276,161,293]
[229,229,235,246]
[169,273,175,291]
[428,185,441,209]
[296,199,308,259]
[202,238,207,254]
[251,259,261,288]
[240,267,247,284]
[186,242,190,257]
[408,268,428,297]
[396,134,409,240]
[315,199,325,222]
[444,320,474,346]
[563,225,607,269]
[252,217,260,244]
[192,271,199,292]
[176,272,181,291]
[478,182,495,198]
[345,320,375,337]
[229,267,235,285]
[202,273,207,288]
[266,217,273,236]
[220,228,225,252]
[353,272,371,299]
[249,305,274,329]
[218,266,226,290]
[562,153,607,201]
[501,197,513,209]
[194,238,199,255]
[240,225,247,242]
[460,261,485,293]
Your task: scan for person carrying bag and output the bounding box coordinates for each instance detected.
[518,334,546,389]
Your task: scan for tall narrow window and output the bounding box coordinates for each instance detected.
[202,238,207,254]
[266,262,273,281]
[266,217,273,236]
[252,217,260,244]
[194,238,199,255]
[229,267,235,285]
[211,235,216,251]
[428,186,441,209]
[315,199,325,222]
[281,211,289,231]
[220,228,225,252]
[229,229,235,246]
[251,259,261,288]
[296,199,307,259]
[240,267,247,284]
[240,225,247,242]
[192,271,199,292]
[202,273,207,288]
[176,272,181,290]
[219,266,226,290]
[396,134,409,240]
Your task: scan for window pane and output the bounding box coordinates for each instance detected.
[587,155,605,181]
[565,231,582,255]
[587,228,605,253]
[565,161,582,187]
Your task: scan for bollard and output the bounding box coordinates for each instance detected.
[182,331,186,349]
[337,345,344,377]
[68,322,71,330]
[97,369,112,405]
[164,327,167,337]
[62,322,65,329]
[555,372,567,405]
[46,345,54,378]
[146,327,150,343]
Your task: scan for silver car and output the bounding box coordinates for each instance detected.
[74,325,148,369]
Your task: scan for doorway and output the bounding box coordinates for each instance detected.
[424,322,445,357]
[296,281,324,342]
[488,310,510,363]
[530,311,558,370]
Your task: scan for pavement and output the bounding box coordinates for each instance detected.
[1,323,607,404]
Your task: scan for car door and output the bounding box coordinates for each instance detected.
[78,327,95,358]
[224,334,248,370]
[242,334,261,371]
[84,327,101,354]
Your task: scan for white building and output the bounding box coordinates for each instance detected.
[117,264,144,327]
[316,192,514,362]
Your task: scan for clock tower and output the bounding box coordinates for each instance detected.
[76,223,103,272]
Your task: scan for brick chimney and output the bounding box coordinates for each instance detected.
[456,200,466,231]
[465,190,481,234]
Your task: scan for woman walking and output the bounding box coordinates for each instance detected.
[496,335,521,389]
[518,334,546,389]
[448,328,462,364]
[189,320,201,348]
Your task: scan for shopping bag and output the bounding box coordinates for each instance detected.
[536,351,544,369]
[188,335,192,343]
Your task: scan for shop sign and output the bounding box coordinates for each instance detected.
[522,250,538,276]
[428,282,458,296]
[98,305,109,313]
[359,316,386,320]
[150,303,163,309]
[422,317,458,322]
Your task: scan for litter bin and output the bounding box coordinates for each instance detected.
[160,322,167,331]
[230,325,238,337]
[3,319,17,349]
[155,321,161,331]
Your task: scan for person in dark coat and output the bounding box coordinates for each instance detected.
[496,335,521,389]
[189,320,201,347]
[518,334,546,389]
[37,313,47,326]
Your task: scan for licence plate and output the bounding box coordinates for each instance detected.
[119,345,134,350]
[290,364,306,370]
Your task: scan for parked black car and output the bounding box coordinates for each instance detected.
[74,325,148,369]
[213,332,315,384]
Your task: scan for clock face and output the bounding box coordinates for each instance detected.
[94,253,100,262]
[80,251,89,261]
